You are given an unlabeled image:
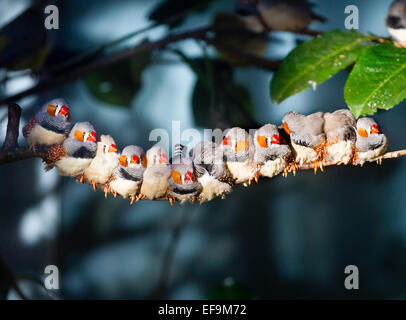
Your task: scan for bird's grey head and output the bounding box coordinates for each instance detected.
[222,127,251,162]
[356,117,387,151]
[146,145,169,166]
[254,124,280,149]
[116,145,146,180]
[64,121,97,157]
[170,162,197,186]
[36,98,71,134]
[386,0,406,29]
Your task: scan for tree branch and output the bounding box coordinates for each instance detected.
[2,103,21,151]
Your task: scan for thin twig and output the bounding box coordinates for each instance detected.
[148,206,194,299]
[0,26,214,107]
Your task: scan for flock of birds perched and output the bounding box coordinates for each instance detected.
[21,98,389,205]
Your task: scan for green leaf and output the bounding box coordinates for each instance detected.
[84,50,151,107]
[270,30,376,103]
[345,43,406,118]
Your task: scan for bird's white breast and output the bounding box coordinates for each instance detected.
[291,142,319,165]
[84,155,119,184]
[55,157,93,177]
[259,157,287,178]
[109,178,140,199]
[140,166,170,200]
[356,142,388,165]
[226,160,256,185]
[27,125,66,146]
[324,140,354,165]
[388,27,406,44]
[198,173,232,202]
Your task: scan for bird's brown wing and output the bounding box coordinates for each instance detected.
[22,116,37,138]
[43,143,66,171]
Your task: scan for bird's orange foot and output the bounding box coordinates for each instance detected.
[190,196,196,204]
[130,195,136,205]
[114,192,117,198]
[91,181,96,191]
[168,196,175,207]
[103,185,110,199]
[75,174,84,184]
[376,157,383,165]
[287,161,298,176]
[254,171,260,183]
[313,161,324,174]
[136,193,144,203]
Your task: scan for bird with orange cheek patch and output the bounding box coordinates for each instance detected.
[23,98,71,150]
[282,111,326,174]
[139,145,171,201]
[44,122,97,178]
[167,145,202,206]
[108,145,147,204]
[83,135,120,191]
[353,117,388,166]
[221,127,256,186]
[253,124,291,180]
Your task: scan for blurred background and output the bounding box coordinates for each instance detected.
[1,0,406,299]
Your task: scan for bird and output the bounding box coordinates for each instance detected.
[83,135,119,191]
[0,6,50,71]
[139,145,171,201]
[282,111,326,173]
[235,0,325,34]
[44,122,97,178]
[221,127,256,185]
[323,109,357,165]
[189,141,232,203]
[386,0,406,46]
[353,117,388,166]
[253,124,292,179]
[23,98,71,150]
[168,145,202,205]
[107,145,147,204]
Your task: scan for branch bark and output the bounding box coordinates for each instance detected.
[2,103,21,151]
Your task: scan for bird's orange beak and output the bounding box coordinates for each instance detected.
[160,154,168,164]
[282,122,291,135]
[222,136,232,146]
[130,154,139,164]
[108,144,118,153]
[88,131,97,142]
[120,155,128,167]
[358,128,368,138]
[184,171,194,182]
[59,106,69,117]
[370,124,380,134]
[257,136,268,148]
[271,134,280,145]
[141,154,147,168]
[235,140,248,152]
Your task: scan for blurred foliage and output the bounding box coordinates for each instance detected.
[344,43,406,118]
[84,45,152,107]
[212,13,268,65]
[207,278,256,300]
[172,52,254,128]
[148,0,215,28]
[0,7,50,71]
